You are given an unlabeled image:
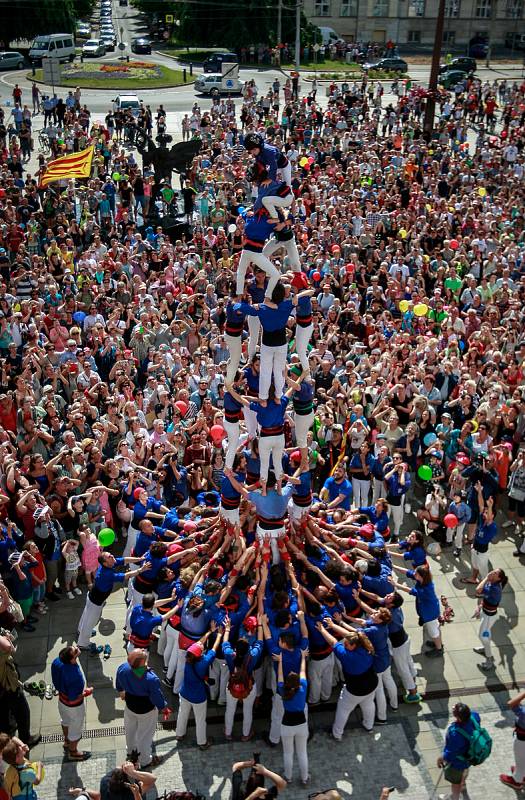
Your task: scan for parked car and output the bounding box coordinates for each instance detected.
[0,51,25,70]
[439,69,469,89]
[203,51,238,73]
[363,56,408,73]
[82,39,106,57]
[439,56,476,74]
[29,33,75,63]
[131,37,152,54]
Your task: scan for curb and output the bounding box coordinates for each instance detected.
[25,72,189,91]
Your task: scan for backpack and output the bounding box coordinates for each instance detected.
[455,715,493,766]
[228,659,254,700]
[161,792,206,800]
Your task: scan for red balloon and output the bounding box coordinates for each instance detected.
[449,239,459,250]
[312,271,321,281]
[174,400,188,416]
[444,513,459,528]
[210,424,226,442]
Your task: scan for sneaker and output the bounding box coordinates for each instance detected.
[502,519,515,528]
[479,659,495,671]
[198,739,213,751]
[404,692,422,703]
[425,647,444,658]
[499,774,523,789]
[453,548,461,557]
[473,646,485,655]
[46,592,60,602]
[163,677,174,688]
[513,550,525,557]
[67,591,75,600]
[376,718,387,725]
[74,587,82,596]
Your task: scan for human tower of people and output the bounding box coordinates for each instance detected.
[51,133,440,790]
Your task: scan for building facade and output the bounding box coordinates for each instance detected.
[303,0,524,47]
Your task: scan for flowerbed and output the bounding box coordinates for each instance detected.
[63,61,163,81]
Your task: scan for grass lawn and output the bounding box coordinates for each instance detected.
[163,47,224,63]
[30,63,187,89]
[281,58,362,72]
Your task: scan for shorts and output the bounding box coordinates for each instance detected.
[423,618,440,640]
[444,764,467,785]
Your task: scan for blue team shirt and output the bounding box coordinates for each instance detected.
[323,476,353,510]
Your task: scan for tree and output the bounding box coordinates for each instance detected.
[0,0,78,46]
[169,0,311,50]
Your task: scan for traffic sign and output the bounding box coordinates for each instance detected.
[313,43,321,52]
[166,14,174,22]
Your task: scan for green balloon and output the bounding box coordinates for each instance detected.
[98,528,115,547]
[418,465,433,482]
[112,172,120,181]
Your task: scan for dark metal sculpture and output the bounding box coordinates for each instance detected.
[135,132,202,183]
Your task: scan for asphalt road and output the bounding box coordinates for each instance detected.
[1,0,523,125]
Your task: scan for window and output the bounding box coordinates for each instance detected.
[443,30,456,43]
[408,0,425,15]
[505,0,523,16]
[314,0,331,14]
[341,0,358,14]
[372,0,389,15]
[444,0,460,15]
[475,0,492,17]
[407,29,421,41]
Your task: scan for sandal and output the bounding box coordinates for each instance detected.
[45,684,53,700]
[24,682,40,695]
[67,751,91,762]
[103,644,112,660]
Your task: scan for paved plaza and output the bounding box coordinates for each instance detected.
[17,499,525,799]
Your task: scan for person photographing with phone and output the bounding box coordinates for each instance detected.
[231,757,287,799]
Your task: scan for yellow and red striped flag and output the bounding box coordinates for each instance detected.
[40,145,94,187]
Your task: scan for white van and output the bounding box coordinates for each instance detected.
[113,94,141,116]
[29,34,75,64]
[318,26,345,46]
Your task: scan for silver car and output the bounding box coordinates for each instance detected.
[0,51,24,70]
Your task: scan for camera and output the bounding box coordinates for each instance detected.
[253,751,260,765]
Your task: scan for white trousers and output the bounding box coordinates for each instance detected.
[259,433,285,482]
[263,235,301,272]
[352,478,370,510]
[332,686,376,738]
[223,419,241,469]
[225,334,243,384]
[294,323,313,372]
[256,523,285,565]
[514,736,525,783]
[77,596,104,649]
[375,666,398,720]
[175,696,207,746]
[446,522,466,547]
[269,690,284,744]
[294,411,314,449]
[308,652,334,704]
[259,343,288,400]
[289,500,311,523]
[391,638,417,693]
[209,657,229,703]
[243,406,259,439]
[58,701,85,742]
[471,548,489,578]
[281,720,309,782]
[173,647,188,694]
[373,478,385,503]
[157,619,168,657]
[479,611,497,658]
[224,682,257,737]
[247,315,261,359]
[123,706,158,768]
[390,501,405,537]
[236,249,280,297]
[261,192,293,220]
[165,626,180,678]
[123,525,139,559]
[219,506,240,526]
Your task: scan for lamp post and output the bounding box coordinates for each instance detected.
[295,0,301,70]
[423,0,446,134]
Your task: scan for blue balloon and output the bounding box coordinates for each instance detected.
[423,433,437,447]
[72,311,86,324]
